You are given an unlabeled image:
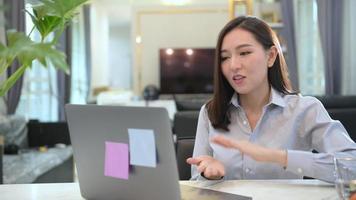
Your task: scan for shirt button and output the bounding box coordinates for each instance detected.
[243,120,247,125]
[297,168,303,174]
[245,168,250,173]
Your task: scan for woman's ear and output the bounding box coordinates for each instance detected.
[267,46,278,68]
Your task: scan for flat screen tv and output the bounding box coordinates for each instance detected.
[159,48,215,94]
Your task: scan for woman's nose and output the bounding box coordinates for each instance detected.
[230,56,242,71]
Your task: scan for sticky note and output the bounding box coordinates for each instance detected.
[104,141,129,180]
[128,128,156,168]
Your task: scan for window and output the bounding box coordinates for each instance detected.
[16,3,59,121]
[16,4,89,121]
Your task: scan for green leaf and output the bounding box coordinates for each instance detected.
[25,43,69,73]
[0,42,9,75]
[26,0,89,42]
[0,64,28,97]
[5,31,69,73]
[38,0,88,20]
[0,31,32,75]
[6,31,34,61]
[31,4,55,19]
[6,30,32,47]
[0,42,5,50]
[0,0,87,96]
[26,9,63,41]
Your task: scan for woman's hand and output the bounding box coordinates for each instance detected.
[211,135,287,167]
[186,155,225,180]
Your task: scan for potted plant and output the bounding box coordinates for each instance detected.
[0,0,89,97]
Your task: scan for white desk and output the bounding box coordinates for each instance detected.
[0,180,337,200]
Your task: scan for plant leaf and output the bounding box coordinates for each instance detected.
[1,31,33,75]
[6,31,34,63]
[6,31,69,73]
[0,42,9,75]
[38,0,88,19]
[6,30,32,47]
[26,8,63,40]
[0,64,28,97]
[34,43,69,73]
[0,0,87,97]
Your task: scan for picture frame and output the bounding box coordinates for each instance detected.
[229,0,253,19]
[260,11,278,23]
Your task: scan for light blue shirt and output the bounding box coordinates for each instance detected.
[191,88,356,182]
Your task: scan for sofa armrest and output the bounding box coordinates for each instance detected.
[27,120,71,147]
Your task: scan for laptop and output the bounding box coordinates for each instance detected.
[65,104,252,200]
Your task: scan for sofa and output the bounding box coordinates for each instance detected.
[173,95,356,141]
[315,95,356,141]
[1,120,73,184]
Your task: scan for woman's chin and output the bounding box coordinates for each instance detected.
[233,86,250,95]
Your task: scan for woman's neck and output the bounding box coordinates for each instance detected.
[239,85,271,114]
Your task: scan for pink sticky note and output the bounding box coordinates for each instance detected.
[104,141,129,180]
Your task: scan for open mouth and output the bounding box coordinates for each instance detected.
[233,75,245,80]
[232,75,246,85]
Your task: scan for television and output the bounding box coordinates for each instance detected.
[159,48,215,94]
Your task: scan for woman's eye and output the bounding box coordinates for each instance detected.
[240,51,251,56]
[221,56,230,61]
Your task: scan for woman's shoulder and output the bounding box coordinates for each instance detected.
[283,94,325,110]
[200,103,209,116]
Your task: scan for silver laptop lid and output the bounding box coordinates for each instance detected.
[65,104,180,200]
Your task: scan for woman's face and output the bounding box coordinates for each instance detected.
[220,28,276,95]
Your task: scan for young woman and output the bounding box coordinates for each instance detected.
[187,16,356,182]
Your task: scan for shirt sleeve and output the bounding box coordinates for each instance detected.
[190,104,214,180]
[285,98,356,182]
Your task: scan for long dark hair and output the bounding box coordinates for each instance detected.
[207,16,295,131]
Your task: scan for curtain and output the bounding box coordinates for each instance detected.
[341,0,356,95]
[4,0,25,114]
[293,0,325,95]
[70,7,90,105]
[57,26,72,121]
[317,0,343,95]
[83,4,91,99]
[280,0,299,91]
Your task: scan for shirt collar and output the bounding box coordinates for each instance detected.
[269,87,286,108]
[229,87,286,108]
[230,92,240,108]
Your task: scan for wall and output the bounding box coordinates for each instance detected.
[109,24,132,89]
[131,5,229,94]
[90,3,229,95]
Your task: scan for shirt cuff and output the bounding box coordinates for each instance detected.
[285,150,314,177]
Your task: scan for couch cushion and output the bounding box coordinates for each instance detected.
[173,111,199,138]
[327,108,356,142]
[315,96,356,109]
[176,138,195,180]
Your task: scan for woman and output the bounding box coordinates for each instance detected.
[187,16,356,182]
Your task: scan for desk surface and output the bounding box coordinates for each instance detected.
[0,180,337,200]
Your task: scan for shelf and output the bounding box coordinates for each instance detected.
[268,22,284,29]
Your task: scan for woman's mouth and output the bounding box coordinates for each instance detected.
[232,75,246,85]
